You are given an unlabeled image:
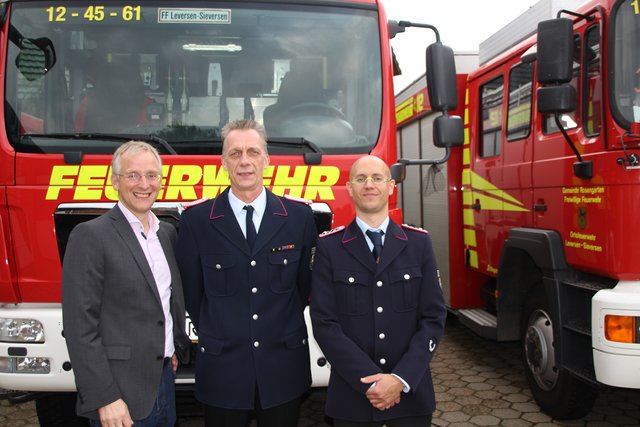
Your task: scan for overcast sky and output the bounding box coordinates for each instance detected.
[384,0,539,93]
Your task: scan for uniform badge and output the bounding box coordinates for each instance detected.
[319,225,345,238]
[181,197,210,210]
[310,246,316,271]
[284,194,312,205]
[401,223,429,234]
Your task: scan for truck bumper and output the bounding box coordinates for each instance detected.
[592,281,640,388]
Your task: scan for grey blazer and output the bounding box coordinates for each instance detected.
[62,206,190,420]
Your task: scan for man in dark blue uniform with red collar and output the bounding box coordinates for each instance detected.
[176,119,317,427]
[310,155,446,427]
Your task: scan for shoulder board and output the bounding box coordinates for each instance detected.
[284,194,312,205]
[401,224,429,234]
[319,225,345,238]
[181,197,210,210]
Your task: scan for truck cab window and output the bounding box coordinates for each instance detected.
[584,24,601,136]
[4,2,382,155]
[480,76,504,157]
[507,62,534,141]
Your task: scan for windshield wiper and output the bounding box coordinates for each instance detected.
[266,137,323,165]
[22,133,178,155]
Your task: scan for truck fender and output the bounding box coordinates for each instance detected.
[496,227,569,341]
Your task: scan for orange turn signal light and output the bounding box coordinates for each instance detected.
[604,315,637,343]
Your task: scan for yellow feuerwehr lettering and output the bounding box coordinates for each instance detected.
[74,165,110,200]
[201,165,230,199]
[270,166,308,198]
[46,165,80,200]
[47,164,341,202]
[303,166,339,200]
[163,165,202,200]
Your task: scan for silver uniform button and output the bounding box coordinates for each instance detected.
[377,307,383,313]
[302,338,307,345]
[348,277,355,284]
[200,347,205,353]
[215,264,221,270]
[380,358,386,365]
[376,281,383,287]
[253,341,260,347]
[404,273,410,280]
[284,259,288,265]
[379,333,386,339]
[250,260,257,267]
[252,314,259,320]
[251,287,258,294]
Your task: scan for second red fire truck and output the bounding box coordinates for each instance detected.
[395,0,640,420]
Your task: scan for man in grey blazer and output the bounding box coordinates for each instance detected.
[62,140,190,427]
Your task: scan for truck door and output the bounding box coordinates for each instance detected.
[464,74,505,273]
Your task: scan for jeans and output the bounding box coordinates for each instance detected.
[90,360,176,427]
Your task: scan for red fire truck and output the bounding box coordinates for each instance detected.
[0,0,460,424]
[395,0,640,420]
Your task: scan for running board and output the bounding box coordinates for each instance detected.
[458,309,497,340]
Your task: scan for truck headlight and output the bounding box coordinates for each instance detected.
[0,356,50,374]
[0,318,45,343]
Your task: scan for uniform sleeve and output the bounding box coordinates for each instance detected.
[391,234,447,390]
[62,223,122,412]
[310,238,381,395]
[175,210,204,331]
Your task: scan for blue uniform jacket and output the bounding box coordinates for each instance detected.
[310,219,446,422]
[176,188,317,409]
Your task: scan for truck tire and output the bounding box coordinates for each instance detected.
[520,286,597,419]
[35,393,89,427]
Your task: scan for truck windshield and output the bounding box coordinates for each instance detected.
[5,1,382,155]
[612,0,640,126]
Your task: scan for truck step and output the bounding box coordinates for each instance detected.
[457,309,497,340]
[563,320,591,337]
[561,278,614,293]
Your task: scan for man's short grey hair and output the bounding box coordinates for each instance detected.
[221,119,268,155]
[111,140,162,176]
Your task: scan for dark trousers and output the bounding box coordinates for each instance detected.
[203,386,302,427]
[333,414,433,427]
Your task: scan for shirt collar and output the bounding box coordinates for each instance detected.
[228,187,267,218]
[118,201,159,234]
[355,216,389,236]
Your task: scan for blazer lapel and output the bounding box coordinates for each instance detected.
[108,206,162,305]
[342,221,376,273]
[209,189,252,256]
[252,190,288,254]
[376,220,408,273]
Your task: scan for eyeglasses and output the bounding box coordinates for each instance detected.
[349,175,391,185]
[116,172,162,183]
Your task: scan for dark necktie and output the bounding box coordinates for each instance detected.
[244,205,257,249]
[366,229,384,263]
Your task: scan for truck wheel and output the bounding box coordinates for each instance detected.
[35,393,89,427]
[520,286,597,419]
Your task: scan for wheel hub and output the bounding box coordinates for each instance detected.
[524,309,558,391]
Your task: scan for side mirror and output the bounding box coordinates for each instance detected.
[390,163,406,183]
[538,84,576,114]
[426,42,458,112]
[433,115,464,148]
[537,18,573,84]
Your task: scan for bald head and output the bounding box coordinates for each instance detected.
[349,155,391,181]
